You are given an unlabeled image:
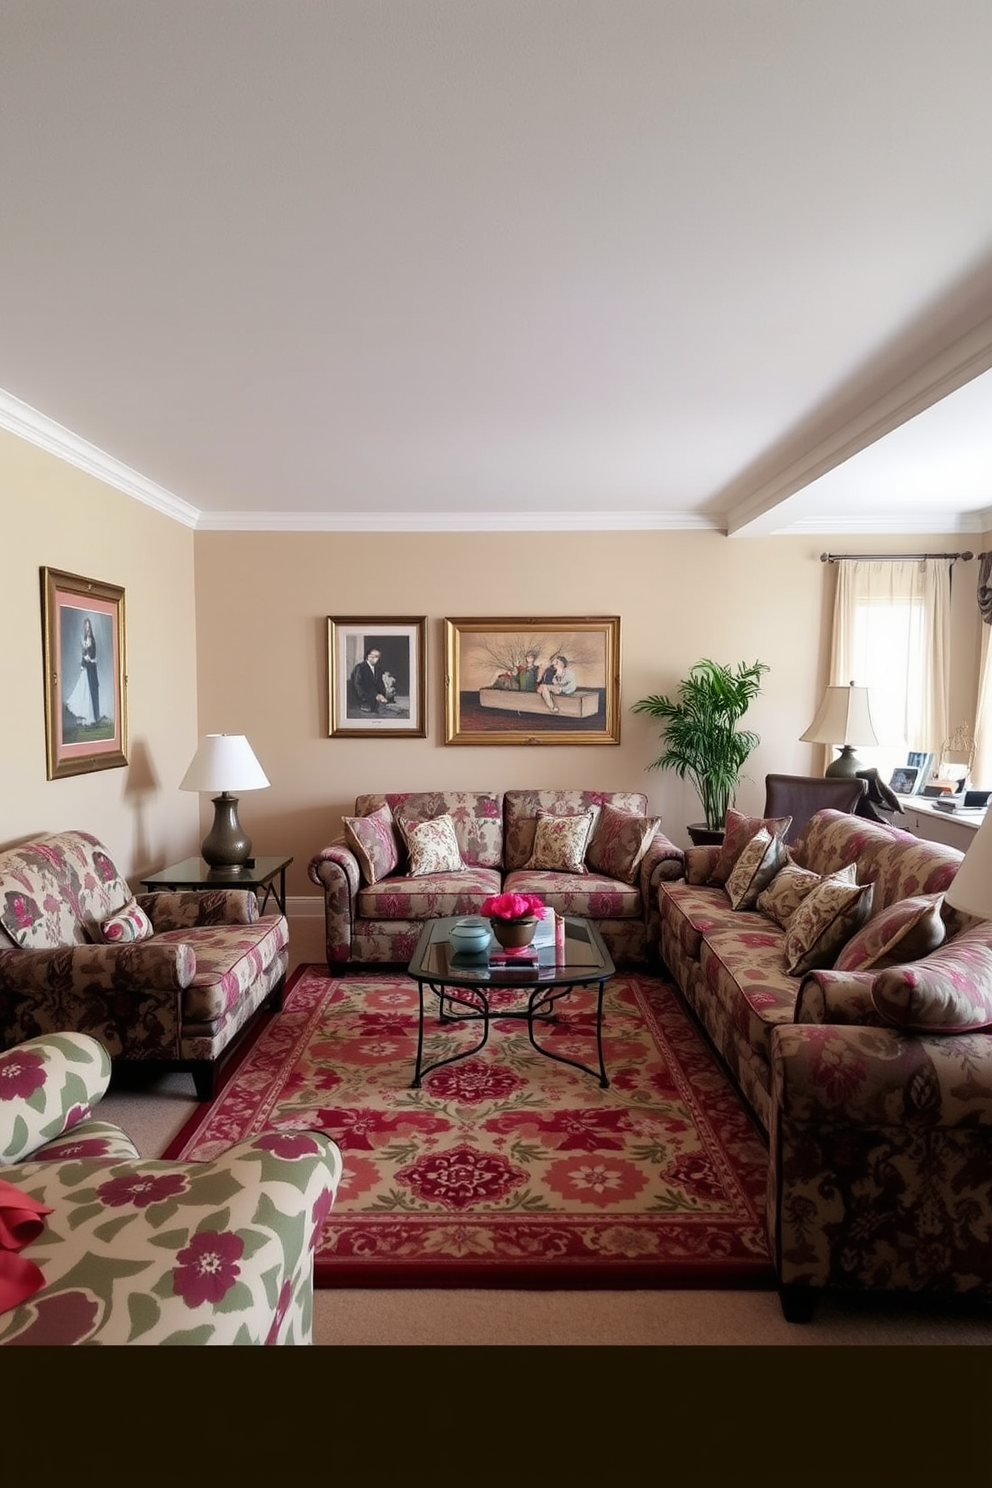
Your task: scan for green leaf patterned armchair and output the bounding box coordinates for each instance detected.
[0,1032,342,1344]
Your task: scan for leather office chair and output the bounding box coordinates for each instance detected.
[762,773,869,846]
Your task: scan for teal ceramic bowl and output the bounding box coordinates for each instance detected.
[448,917,493,956]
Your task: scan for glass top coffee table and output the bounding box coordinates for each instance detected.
[406,914,614,1090]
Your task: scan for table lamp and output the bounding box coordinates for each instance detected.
[945,810,992,920]
[800,681,880,778]
[180,734,270,868]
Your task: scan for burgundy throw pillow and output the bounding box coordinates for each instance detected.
[710,808,792,887]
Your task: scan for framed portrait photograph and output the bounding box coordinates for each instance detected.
[41,567,128,779]
[327,617,427,738]
[888,765,920,796]
[905,750,935,790]
[444,616,621,746]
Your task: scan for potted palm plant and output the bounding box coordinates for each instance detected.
[632,658,769,844]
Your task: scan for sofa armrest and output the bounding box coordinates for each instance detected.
[136,889,259,930]
[640,831,685,951]
[794,969,885,1026]
[0,1131,344,1345]
[0,1033,111,1164]
[0,942,195,995]
[685,845,720,885]
[770,1021,992,1129]
[307,842,362,964]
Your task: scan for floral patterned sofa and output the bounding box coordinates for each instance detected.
[657,807,992,1319]
[0,1032,342,1344]
[0,830,289,1099]
[308,789,684,969]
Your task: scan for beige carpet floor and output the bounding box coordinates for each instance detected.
[98,1067,992,1347]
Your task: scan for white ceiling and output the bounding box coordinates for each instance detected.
[2,1,992,536]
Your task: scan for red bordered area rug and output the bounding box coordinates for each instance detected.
[164,966,775,1289]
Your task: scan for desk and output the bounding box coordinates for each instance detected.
[895,798,985,854]
[140,855,293,915]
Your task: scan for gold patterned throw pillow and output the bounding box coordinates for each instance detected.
[783,871,874,977]
[756,860,857,928]
[398,814,464,876]
[523,810,596,874]
[724,828,789,911]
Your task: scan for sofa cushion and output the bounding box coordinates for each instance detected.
[357,867,502,921]
[698,923,799,1065]
[343,803,400,885]
[154,917,289,1023]
[870,923,992,1032]
[503,790,631,869]
[503,868,642,920]
[834,893,946,973]
[378,792,505,869]
[523,810,595,874]
[725,829,789,911]
[0,831,129,950]
[710,808,792,886]
[757,861,857,929]
[657,881,750,959]
[783,872,874,977]
[97,897,154,944]
[398,814,465,876]
[585,803,661,884]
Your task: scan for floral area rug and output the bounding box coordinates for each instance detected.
[164,966,774,1288]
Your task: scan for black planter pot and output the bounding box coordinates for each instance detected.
[687,823,725,847]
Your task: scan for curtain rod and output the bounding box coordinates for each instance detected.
[820,551,974,563]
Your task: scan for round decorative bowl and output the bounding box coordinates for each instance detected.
[489,914,538,950]
[448,917,493,956]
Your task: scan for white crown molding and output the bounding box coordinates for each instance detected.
[770,510,991,536]
[0,388,200,527]
[194,509,721,533]
[721,303,992,539]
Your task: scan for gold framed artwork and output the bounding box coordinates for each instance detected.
[41,567,128,779]
[327,616,427,738]
[444,616,621,746]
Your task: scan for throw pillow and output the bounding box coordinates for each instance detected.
[398,814,464,876]
[585,803,661,884]
[343,802,401,885]
[871,945,992,1033]
[98,897,154,944]
[724,828,790,911]
[710,808,792,886]
[783,872,875,977]
[523,810,596,875]
[834,894,946,973]
[757,861,858,929]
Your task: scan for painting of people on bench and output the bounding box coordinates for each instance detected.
[444,617,621,745]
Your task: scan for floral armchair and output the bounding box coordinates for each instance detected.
[0,1032,342,1345]
[0,830,289,1099]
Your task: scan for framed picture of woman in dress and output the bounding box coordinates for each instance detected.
[41,568,128,778]
[444,616,622,745]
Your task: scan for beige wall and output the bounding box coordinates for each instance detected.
[192,527,983,906]
[4,430,200,875]
[7,425,984,949]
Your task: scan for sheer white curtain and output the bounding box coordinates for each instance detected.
[829,560,951,777]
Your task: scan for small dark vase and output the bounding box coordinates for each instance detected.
[490,915,538,949]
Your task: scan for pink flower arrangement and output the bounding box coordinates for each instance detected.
[481,891,544,922]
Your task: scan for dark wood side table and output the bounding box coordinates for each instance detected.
[139,855,293,916]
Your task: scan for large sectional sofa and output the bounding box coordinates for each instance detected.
[657,806,992,1318]
[308,789,685,968]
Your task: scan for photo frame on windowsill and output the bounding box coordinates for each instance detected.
[327,617,427,738]
[888,765,920,797]
[41,567,128,779]
[444,616,621,746]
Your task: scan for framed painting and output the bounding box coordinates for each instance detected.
[41,567,128,779]
[328,616,427,737]
[444,616,621,745]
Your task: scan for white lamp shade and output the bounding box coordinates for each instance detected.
[945,811,992,920]
[180,734,270,793]
[800,684,880,748]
